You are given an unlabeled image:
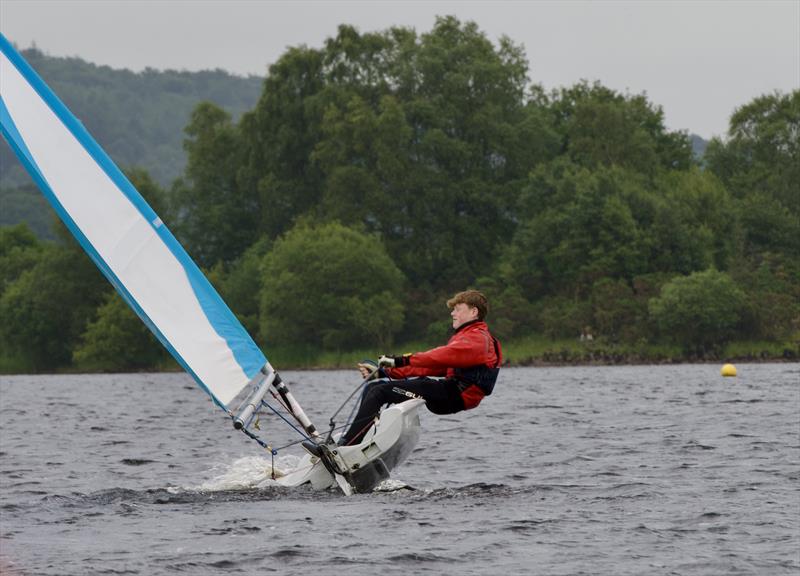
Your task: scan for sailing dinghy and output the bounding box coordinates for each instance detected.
[0,34,422,495]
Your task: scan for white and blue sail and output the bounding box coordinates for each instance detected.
[0,34,266,410]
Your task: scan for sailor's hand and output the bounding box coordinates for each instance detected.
[357,362,377,379]
[378,354,411,368]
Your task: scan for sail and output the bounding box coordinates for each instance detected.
[0,35,266,409]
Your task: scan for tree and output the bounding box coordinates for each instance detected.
[549,81,693,175]
[125,167,171,222]
[648,269,746,353]
[238,17,558,292]
[705,90,800,215]
[649,167,736,273]
[0,223,43,292]
[238,45,327,241]
[0,242,106,370]
[214,236,273,338]
[171,102,257,266]
[321,17,556,288]
[504,161,653,299]
[504,158,737,304]
[591,278,641,342]
[73,291,167,370]
[0,184,57,241]
[0,169,167,371]
[734,192,800,258]
[259,221,406,349]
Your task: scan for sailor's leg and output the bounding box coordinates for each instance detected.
[339,380,401,446]
[339,378,462,446]
[392,377,465,415]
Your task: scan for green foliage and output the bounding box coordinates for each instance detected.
[705,91,799,215]
[215,236,273,338]
[734,192,800,258]
[0,241,106,370]
[126,167,171,221]
[590,278,642,342]
[648,269,746,353]
[0,184,57,241]
[731,254,800,341]
[0,223,43,291]
[73,291,166,370]
[2,23,797,371]
[536,296,592,340]
[550,81,693,175]
[171,102,258,266]
[241,17,558,288]
[259,222,406,350]
[504,160,738,305]
[238,44,327,241]
[474,276,535,340]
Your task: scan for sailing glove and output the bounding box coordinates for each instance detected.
[378,354,411,368]
[357,360,380,380]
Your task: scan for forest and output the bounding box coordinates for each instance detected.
[1,17,798,373]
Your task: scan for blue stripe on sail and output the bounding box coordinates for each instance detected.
[0,35,266,396]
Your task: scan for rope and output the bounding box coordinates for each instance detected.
[326,369,379,442]
[238,425,275,454]
[260,399,312,441]
[339,417,376,447]
[341,380,370,434]
[237,371,379,458]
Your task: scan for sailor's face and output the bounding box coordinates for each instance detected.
[451,303,478,329]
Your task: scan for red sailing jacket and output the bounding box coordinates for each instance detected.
[386,320,502,409]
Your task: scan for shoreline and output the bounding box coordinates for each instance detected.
[1,357,797,376]
[1,341,797,375]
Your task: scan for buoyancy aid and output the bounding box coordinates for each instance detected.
[451,323,501,409]
[453,334,501,395]
[390,320,502,410]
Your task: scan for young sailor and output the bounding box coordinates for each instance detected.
[303,290,502,455]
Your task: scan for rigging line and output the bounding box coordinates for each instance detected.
[328,369,379,427]
[342,379,373,430]
[270,389,289,411]
[239,425,275,454]
[260,399,312,441]
[270,420,355,453]
[328,368,379,422]
[271,436,313,452]
[269,389,308,431]
[339,418,377,447]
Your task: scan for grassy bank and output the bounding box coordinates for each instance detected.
[1,338,796,375]
[260,336,799,370]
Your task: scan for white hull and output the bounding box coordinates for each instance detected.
[277,398,424,493]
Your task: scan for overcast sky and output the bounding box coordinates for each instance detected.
[1,0,798,139]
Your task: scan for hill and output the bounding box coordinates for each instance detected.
[0,46,263,188]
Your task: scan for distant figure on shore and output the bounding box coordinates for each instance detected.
[580,326,594,342]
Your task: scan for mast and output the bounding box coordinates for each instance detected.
[232,363,321,440]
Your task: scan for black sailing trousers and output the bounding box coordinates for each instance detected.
[339,377,465,446]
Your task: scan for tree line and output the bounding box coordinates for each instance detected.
[1,17,798,372]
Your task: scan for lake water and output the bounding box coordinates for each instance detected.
[0,364,798,575]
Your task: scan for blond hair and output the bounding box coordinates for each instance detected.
[446,290,489,320]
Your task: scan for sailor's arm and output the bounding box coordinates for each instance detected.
[381,331,491,375]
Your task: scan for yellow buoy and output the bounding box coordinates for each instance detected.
[721,363,737,377]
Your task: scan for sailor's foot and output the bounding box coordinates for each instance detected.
[301,440,323,458]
